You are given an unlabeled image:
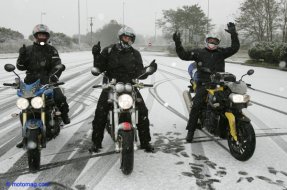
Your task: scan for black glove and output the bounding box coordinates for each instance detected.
[173,32,182,46]
[50,75,59,82]
[148,59,157,74]
[92,41,101,55]
[225,22,237,34]
[19,44,26,60]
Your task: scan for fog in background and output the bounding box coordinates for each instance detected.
[0,0,243,38]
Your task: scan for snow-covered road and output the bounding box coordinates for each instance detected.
[0,51,286,190]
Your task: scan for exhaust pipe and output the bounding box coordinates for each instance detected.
[183,90,193,113]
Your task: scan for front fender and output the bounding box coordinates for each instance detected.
[25,119,43,130]
[23,119,44,137]
[236,114,251,123]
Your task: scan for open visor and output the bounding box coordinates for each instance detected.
[206,37,220,45]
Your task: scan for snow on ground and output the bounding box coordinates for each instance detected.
[0,51,286,190]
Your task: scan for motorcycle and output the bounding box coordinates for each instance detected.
[91,67,154,175]
[183,68,256,161]
[3,63,65,172]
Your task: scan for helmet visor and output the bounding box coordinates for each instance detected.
[206,38,220,45]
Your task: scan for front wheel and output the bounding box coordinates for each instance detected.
[227,122,256,161]
[27,129,41,172]
[119,130,134,175]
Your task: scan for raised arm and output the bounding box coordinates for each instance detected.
[173,32,198,61]
[222,22,240,58]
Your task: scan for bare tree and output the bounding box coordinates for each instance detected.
[236,0,280,42]
[263,0,280,41]
[280,0,287,42]
[157,5,210,45]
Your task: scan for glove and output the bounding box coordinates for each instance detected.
[148,59,157,74]
[19,44,26,60]
[173,32,182,46]
[50,75,59,82]
[225,22,237,34]
[92,41,101,55]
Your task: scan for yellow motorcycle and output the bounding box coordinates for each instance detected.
[183,69,256,161]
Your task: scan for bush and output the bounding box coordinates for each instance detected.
[0,27,24,43]
[248,42,287,64]
[0,39,32,53]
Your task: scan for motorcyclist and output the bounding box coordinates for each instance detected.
[15,24,70,148]
[173,22,240,142]
[90,26,157,153]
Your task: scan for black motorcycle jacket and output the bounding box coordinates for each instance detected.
[176,33,240,82]
[93,43,147,83]
[16,42,63,84]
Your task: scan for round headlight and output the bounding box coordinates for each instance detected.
[125,83,133,93]
[16,98,29,110]
[118,94,133,109]
[31,97,44,109]
[115,82,125,93]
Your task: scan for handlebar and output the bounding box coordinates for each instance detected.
[92,85,102,88]
[54,82,65,86]
[143,84,153,87]
[92,82,154,89]
[3,83,17,87]
[40,82,65,89]
[246,83,255,90]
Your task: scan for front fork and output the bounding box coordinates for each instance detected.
[21,95,46,148]
[41,94,47,148]
[225,111,251,142]
[225,112,238,141]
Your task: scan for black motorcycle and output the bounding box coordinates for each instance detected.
[183,69,256,161]
[91,67,154,175]
[3,63,65,172]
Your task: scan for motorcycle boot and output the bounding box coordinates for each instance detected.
[186,130,194,143]
[89,143,102,153]
[16,138,26,148]
[90,129,104,153]
[61,113,70,124]
[140,142,155,153]
[59,102,70,124]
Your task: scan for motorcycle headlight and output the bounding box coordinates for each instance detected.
[16,98,29,110]
[31,97,44,109]
[115,82,125,93]
[118,94,133,109]
[229,93,250,103]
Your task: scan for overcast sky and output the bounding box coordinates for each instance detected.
[0,0,244,38]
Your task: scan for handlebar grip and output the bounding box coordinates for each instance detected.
[92,85,102,88]
[54,82,65,86]
[143,84,154,87]
[3,83,16,86]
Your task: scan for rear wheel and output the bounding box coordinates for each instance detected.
[227,122,256,161]
[27,130,41,172]
[119,130,134,175]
